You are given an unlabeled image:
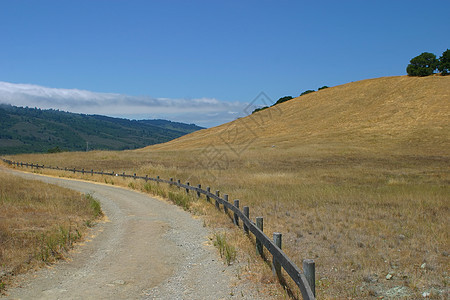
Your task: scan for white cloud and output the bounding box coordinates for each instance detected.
[0,81,248,127]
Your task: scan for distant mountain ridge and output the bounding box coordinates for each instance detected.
[0,104,204,154]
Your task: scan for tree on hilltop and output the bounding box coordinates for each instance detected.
[406,52,438,76]
[438,49,450,75]
[300,90,315,96]
[274,96,293,105]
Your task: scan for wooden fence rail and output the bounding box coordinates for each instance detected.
[2,158,316,300]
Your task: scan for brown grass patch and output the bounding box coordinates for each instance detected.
[0,170,102,292]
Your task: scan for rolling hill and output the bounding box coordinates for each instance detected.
[148,75,449,157]
[5,75,450,298]
[0,104,203,154]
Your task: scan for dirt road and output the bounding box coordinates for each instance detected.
[3,170,263,299]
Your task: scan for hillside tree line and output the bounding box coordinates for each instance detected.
[407,49,449,76]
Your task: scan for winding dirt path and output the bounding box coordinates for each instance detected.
[2,169,263,299]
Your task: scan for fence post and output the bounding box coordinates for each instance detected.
[233,200,240,226]
[206,187,211,202]
[273,233,282,279]
[197,184,201,198]
[134,173,136,179]
[177,179,181,189]
[303,259,316,297]
[223,194,229,214]
[256,217,264,257]
[73,168,76,174]
[170,178,173,184]
[82,168,85,174]
[186,182,190,194]
[145,175,148,182]
[123,172,125,177]
[243,206,249,234]
[215,190,220,210]
[91,169,93,175]
[156,176,160,184]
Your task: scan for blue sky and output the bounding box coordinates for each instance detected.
[1,0,449,127]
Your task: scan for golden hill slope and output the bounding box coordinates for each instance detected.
[6,75,449,298]
[148,75,449,156]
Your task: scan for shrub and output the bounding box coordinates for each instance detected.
[251,106,269,114]
[300,89,315,96]
[274,96,293,105]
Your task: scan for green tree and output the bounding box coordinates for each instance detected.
[251,106,269,114]
[318,86,329,90]
[406,52,438,76]
[300,90,315,96]
[438,49,450,75]
[274,96,293,105]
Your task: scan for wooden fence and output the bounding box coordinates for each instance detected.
[2,158,316,299]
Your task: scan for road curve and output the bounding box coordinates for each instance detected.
[2,169,254,300]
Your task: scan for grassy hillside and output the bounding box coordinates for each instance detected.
[0,104,203,154]
[6,75,450,298]
[148,75,449,156]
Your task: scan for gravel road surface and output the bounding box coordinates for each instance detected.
[2,169,266,300]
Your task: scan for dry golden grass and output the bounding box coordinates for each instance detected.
[5,75,450,298]
[0,170,102,292]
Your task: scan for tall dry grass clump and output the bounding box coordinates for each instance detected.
[0,170,102,292]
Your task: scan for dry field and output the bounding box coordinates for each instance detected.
[0,170,102,292]
[4,75,450,298]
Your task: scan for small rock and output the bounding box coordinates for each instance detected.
[386,273,393,280]
[442,251,449,257]
[421,263,426,269]
[422,291,430,297]
[398,234,406,240]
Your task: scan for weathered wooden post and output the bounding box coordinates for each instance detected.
[73,168,76,174]
[145,175,148,182]
[170,178,173,184]
[186,182,190,194]
[177,179,181,189]
[91,169,93,175]
[233,200,240,226]
[156,176,160,184]
[223,194,229,214]
[206,187,211,202]
[303,259,316,297]
[243,206,249,234]
[215,190,220,210]
[272,233,282,279]
[256,217,264,257]
[197,184,201,198]
[82,168,85,174]
[123,172,125,177]
[133,173,136,179]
